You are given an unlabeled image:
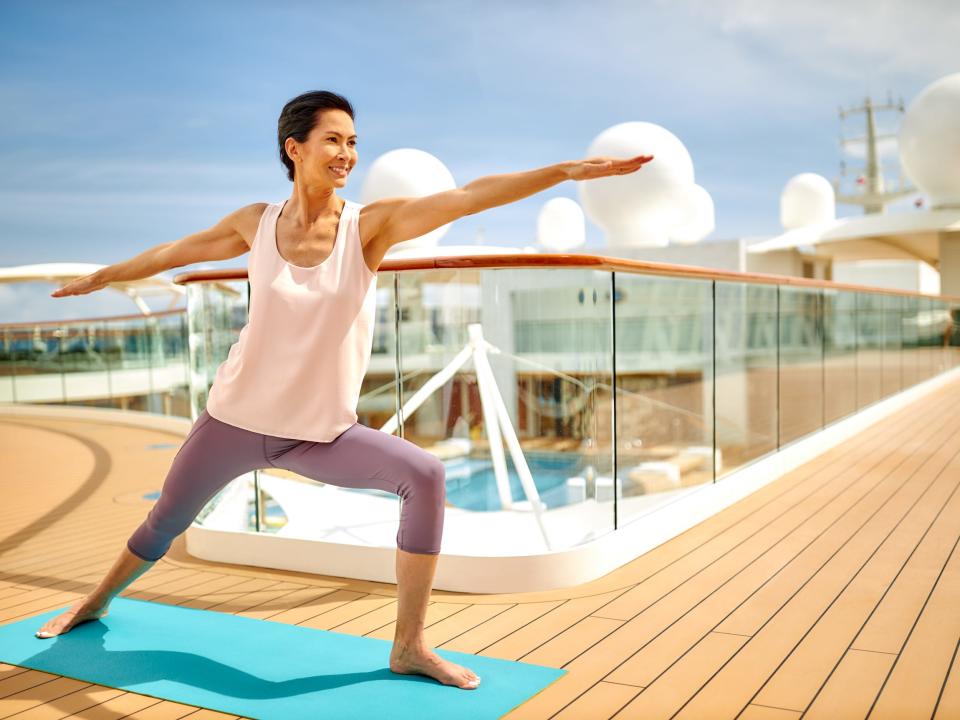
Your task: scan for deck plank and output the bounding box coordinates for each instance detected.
[672,411,960,718]
[438,600,565,654]
[553,681,641,720]
[804,648,895,720]
[613,632,747,719]
[56,690,160,718]
[934,640,960,720]
[756,452,960,712]
[869,530,960,719]
[592,386,960,686]
[10,685,128,719]
[602,394,945,688]
[0,677,92,719]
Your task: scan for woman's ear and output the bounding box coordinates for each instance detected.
[285,137,300,164]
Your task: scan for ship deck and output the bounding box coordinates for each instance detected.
[1,377,959,720]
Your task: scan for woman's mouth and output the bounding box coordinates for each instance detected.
[329,166,349,177]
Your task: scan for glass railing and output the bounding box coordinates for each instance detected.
[174,258,960,555]
[0,309,191,415]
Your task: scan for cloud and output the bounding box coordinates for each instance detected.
[675,0,960,81]
[0,156,277,191]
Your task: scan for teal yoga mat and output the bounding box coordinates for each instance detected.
[1,597,567,719]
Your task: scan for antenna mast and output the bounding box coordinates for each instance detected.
[833,93,915,214]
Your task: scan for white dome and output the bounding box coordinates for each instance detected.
[899,72,960,209]
[359,148,457,249]
[536,197,585,251]
[577,122,694,247]
[780,173,836,229]
[670,184,715,245]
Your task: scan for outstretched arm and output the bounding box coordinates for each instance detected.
[51,204,265,298]
[368,154,653,250]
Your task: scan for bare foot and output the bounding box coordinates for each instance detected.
[390,643,481,690]
[35,597,110,639]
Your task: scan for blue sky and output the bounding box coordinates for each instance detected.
[1,0,957,321]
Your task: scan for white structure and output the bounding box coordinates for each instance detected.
[0,262,188,315]
[536,197,586,251]
[780,173,837,229]
[833,259,941,294]
[748,72,960,294]
[359,148,457,252]
[899,72,960,210]
[670,183,716,245]
[577,121,698,247]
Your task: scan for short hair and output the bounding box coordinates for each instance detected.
[277,91,355,182]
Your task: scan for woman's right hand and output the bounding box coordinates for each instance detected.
[51,272,110,298]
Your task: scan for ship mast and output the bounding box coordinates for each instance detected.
[833,93,915,214]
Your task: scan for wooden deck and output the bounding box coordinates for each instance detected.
[1,376,960,720]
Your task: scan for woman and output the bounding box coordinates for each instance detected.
[36,90,653,691]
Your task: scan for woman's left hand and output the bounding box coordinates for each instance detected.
[567,154,654,181]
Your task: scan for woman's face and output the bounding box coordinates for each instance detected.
[288,109,358,187]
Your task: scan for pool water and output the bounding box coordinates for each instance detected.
[444,453,587,510]
[346,452,592,512]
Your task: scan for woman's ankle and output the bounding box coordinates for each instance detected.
[391,636,428,654]
[82,592,113,611]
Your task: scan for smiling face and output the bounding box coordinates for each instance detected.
[285,109,358,188]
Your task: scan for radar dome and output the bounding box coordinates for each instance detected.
[899,72,960,209]
[670,184,715,245]
[536,197,585,251]
[577,122,694,247]
[359,148,457,250]
[780,173,836,229]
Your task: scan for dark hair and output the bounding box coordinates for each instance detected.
[277,91,355,182]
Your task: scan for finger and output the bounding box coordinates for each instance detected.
[614,156,654,173]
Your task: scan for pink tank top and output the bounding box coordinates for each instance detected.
[204,198,378,441]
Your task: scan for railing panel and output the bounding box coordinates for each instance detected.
[614,273,714,518]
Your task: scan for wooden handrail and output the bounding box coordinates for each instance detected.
[0,307,184,330]
[172,252,960,303]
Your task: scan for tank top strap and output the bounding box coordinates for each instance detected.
[343,200,376,278]
[247,201,283,278]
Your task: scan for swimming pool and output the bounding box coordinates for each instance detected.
[336,452,593,511]
[442,453,590,510]
[249,452,597,527]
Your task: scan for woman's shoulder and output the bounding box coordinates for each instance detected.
[224,203,273,250]
[237,201,274,220]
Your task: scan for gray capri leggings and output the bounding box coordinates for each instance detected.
[126,408,447,561]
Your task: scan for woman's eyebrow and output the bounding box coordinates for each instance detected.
[324,130,359,140]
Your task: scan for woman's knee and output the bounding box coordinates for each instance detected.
[425,455,446,501]
[397,452,446,503]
